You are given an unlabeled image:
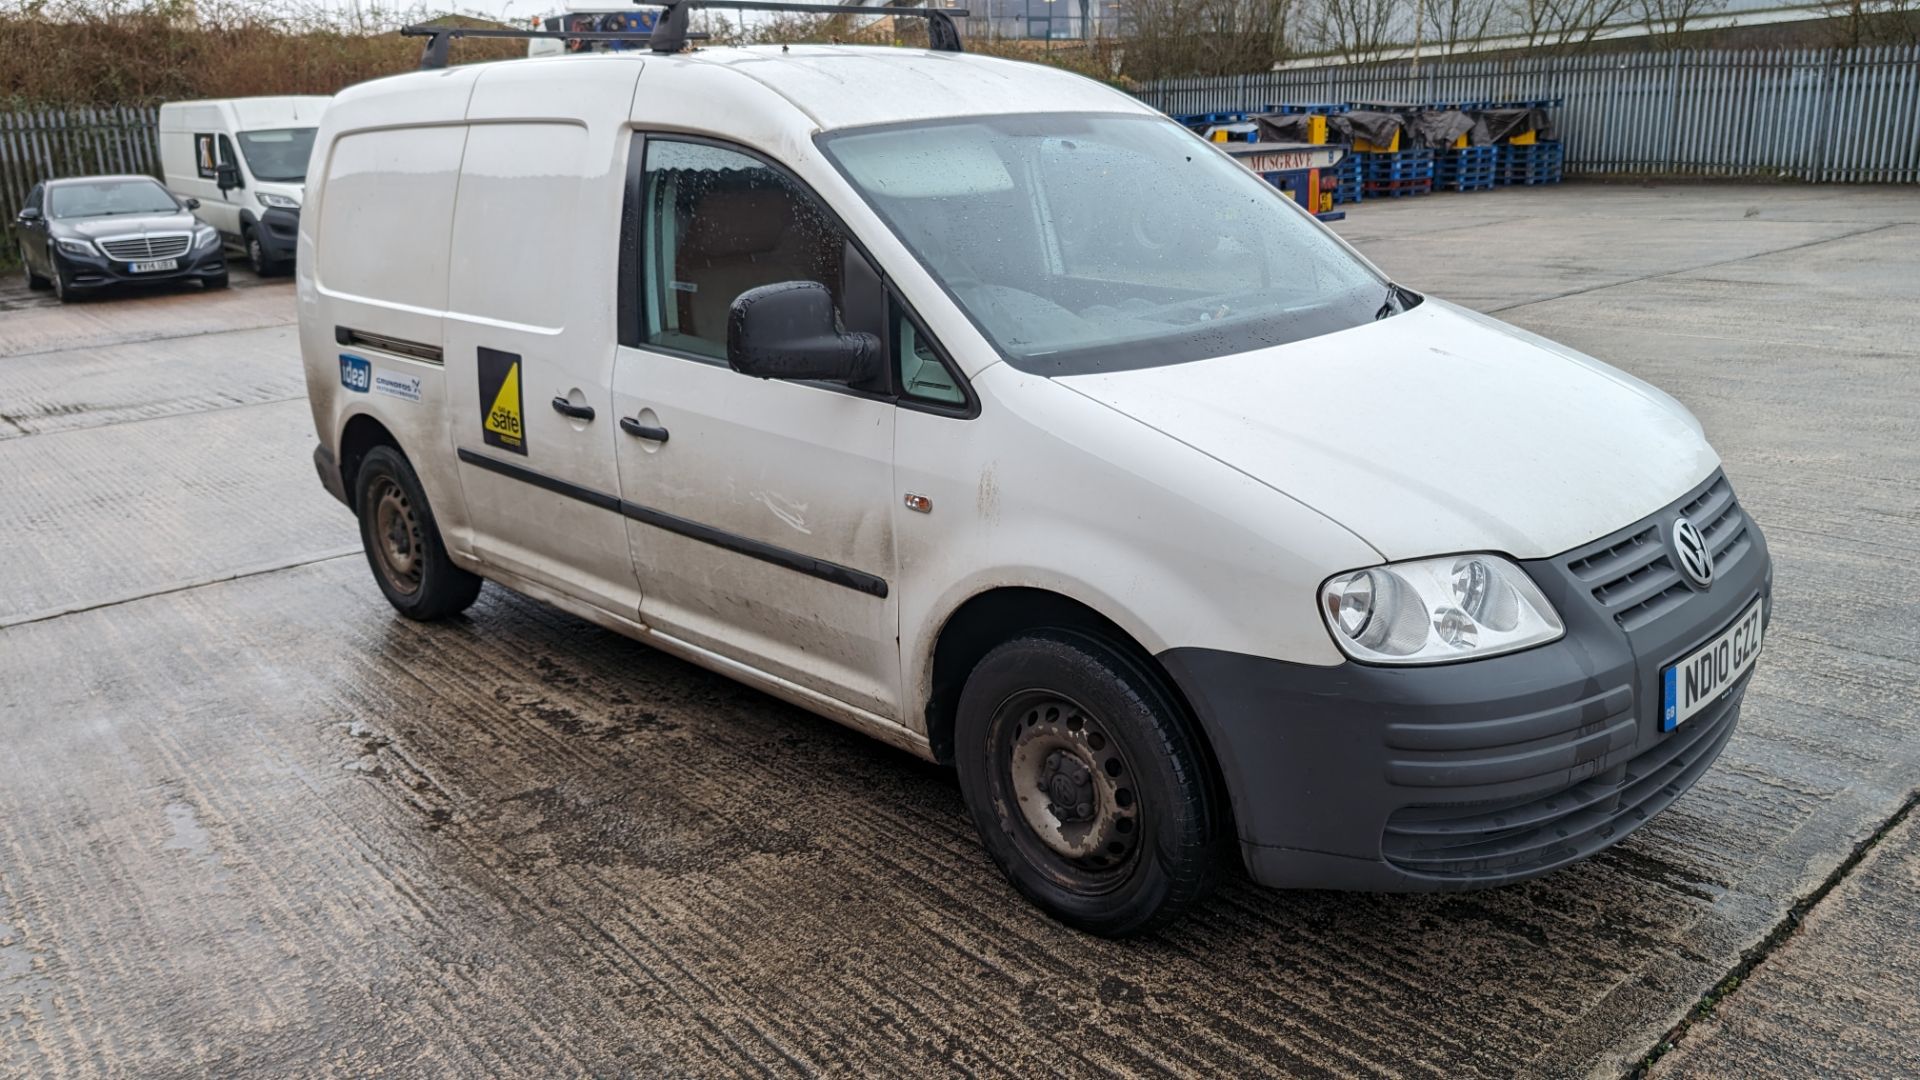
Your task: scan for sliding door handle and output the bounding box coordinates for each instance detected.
[619,417,670,443]
[551,397,595,421]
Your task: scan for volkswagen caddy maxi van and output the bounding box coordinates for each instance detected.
[160,96,329,275]
[299,46,1771,936]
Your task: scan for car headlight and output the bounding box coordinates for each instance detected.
[256,192,300,210]
[1320,554,1564,664]
[54,237,96,256]
[193,224,220,250]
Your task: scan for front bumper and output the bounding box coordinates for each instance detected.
[1162,470,1772,891]
[256,207,300,263]
[54,241,225,289]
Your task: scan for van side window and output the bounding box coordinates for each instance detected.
[895,307,965,406]
[194,134,218,179]
[641,139,845,361]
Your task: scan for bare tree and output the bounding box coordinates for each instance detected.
[1120,0,1294,79]
[1502,0,1631,48]
[1630,0,1724,47]
[1301,0,1405,62]
[1820,0,1920,45]
[1421,0,1496,54]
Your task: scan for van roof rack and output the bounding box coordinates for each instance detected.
[403,1,968,69]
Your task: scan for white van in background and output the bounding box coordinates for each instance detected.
[159,96,329,275]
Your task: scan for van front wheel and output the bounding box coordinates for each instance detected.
[354,445,482,620]
[955,630,1222,937]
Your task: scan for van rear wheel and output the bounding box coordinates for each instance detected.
[354,446,482,620]
[955,630,1222,937]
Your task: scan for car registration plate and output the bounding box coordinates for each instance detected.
[129,259,179,273]
[1662,598,1765,731]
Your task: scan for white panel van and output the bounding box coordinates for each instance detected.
[158,96,329,275]
[298,47,1771,936]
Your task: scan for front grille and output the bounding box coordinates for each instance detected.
[1563,473,1752,633]
[99,234,190,261]
[1381,684,1743,878]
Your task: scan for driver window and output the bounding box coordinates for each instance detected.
[642,139,846,361]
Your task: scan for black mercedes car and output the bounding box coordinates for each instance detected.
[13,175,227,302]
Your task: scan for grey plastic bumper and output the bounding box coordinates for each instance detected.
[1161,473,1772,892]
[314,445,349,508]
[257,207,300,263]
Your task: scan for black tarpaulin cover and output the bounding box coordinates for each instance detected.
[1405,109,1475,149]
[1471,107,1558,145]
[1327,111,1405,146]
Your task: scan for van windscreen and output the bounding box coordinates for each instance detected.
[819,112,1389,375]
[238,127,318,183]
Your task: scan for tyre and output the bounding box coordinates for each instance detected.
[955,630,1223,937]
[20,244,50,290]
[49,253,72,303]
[203,271,230,290]
[354,445,482,620]
[244,226,280,276]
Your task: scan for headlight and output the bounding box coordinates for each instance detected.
[193,224,220,249]
[54,237,96,256]
[256,192,300,210]
[1320,555,1564,664]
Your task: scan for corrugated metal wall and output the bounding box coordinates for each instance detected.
[1136,47,1920,183]
[0,107,161,221]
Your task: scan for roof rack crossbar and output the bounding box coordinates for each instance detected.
[403,25,713,69]
[405,1,966,69]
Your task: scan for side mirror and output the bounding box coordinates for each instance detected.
[727,282,880,384]
[216,162,240,191]
[16,206,40,223]
[184,197,200,210]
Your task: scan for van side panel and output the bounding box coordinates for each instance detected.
[303,118,472,553]
[439,58,646,618]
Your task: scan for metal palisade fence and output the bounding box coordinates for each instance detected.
[0,106,161,219]
[1136,46,1920,183]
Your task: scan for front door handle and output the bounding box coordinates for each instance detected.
[551,396,595,421]
[619,416,670,443]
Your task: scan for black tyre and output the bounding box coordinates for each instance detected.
[244,227,281,276]
[49,254,73,303]
[20,244,50,290]
[354,445,482,620]
[955,630,1223,937]
[203,271,230,290]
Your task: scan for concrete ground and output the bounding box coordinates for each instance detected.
[1,181,1916,1077]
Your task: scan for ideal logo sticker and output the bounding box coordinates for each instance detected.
[477,347,526,455]
[339,354,371,393]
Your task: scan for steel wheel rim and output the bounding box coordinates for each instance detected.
[368,477,424,595]
[995,690,1142,889]
[249,236,264,272]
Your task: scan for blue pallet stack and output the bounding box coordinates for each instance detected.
[1494,141,1565,186]
[1359,148,1434,198]
[1435,145,1497,192]
[1332,152,1363,204]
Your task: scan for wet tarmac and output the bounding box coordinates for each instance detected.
[2,183,1917,1076]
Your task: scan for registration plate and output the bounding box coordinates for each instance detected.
[1662,598,1765,731]
[129,259,178,274]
